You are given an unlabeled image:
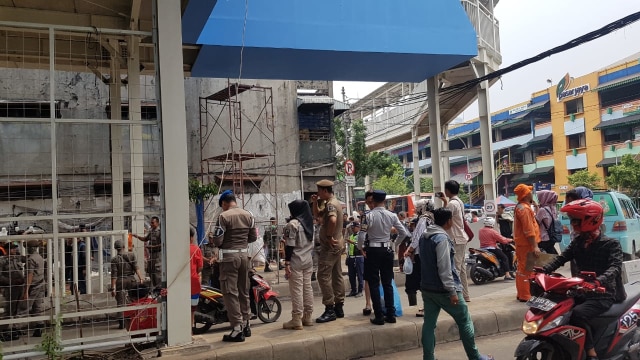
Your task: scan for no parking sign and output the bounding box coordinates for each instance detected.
[484,199,496,215]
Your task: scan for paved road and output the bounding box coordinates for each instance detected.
[365,330,525,359]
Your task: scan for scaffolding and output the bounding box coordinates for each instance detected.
[199,80,279,211]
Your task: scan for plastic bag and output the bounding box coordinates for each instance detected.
[379,279,403,317]
[249,237,266,265]
[403,257,413,275]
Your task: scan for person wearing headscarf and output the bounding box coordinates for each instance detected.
[282,199,315,330]
[403,199,435,317]
[513,184,541,302]
[536,190,559,254]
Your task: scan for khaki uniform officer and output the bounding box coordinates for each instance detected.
[18,240,46,337]
[0,241,25,341]
[212,190,257,343]
[311,179,345,323]
[134,216,162,288]
[110,240,143,329]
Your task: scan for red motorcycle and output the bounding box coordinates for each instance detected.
[193,268,281,334]
[515,269,640,360]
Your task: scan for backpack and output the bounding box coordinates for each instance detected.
[542,207,563,243]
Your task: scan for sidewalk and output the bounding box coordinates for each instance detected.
[156,263,529,360]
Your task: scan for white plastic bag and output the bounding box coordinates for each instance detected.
[249,237,266,266]
[403,256,413,275]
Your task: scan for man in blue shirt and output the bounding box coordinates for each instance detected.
[420,208,493,360]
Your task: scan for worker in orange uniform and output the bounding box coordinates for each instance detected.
[513,184,541,302]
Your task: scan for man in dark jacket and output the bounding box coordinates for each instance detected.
[543,199,624,360]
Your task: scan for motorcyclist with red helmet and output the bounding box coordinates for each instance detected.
[542,199,626,360]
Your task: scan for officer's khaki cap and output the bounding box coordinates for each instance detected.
[316,179,334,187]
[27,240,41,247]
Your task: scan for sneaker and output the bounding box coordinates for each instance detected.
[355,292,363,298]
[478,355,494,360]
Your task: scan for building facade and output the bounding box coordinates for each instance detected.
[382,52,640,203]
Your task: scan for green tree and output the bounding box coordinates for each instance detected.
[420,177,434,193]
[567,169,602,189]
[372,163,410,194]
[606,154,640,196]
[334,117,402,186]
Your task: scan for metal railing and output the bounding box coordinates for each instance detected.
[0,230,161,358]
[461,0,502,63]
[496,162,524,175]
[471,186,484,204]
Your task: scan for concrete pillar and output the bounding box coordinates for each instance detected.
[412,126,420,201]
[427,77,444,205]
[441,124,451,180]
[475,60,496,201]
[109,39,124,231]
[155,0,191,346]
[128,35,146,271]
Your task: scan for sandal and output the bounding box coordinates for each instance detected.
[416,309,424,317]
[362,307,372,316]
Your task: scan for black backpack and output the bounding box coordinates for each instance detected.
[542,207,563,243]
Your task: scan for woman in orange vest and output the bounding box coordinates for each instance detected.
[513,184,541,302]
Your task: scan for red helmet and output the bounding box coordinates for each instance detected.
[560,199,603,233]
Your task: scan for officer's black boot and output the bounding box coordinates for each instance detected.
[334,302,344,318]
[315,305,337,323]
[407,293,417,307]
[370,312,385,325]
[32,324,43,337]
[243,320,251,337]
[222,325,245,342]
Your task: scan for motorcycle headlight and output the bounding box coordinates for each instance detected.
[539,315,565,333]
[522,319,540,335]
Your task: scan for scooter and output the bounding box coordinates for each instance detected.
[192,268,282,334]
[468,242,516,285]
[515,269,640,360]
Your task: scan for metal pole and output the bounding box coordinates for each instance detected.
[427,77,444,203]
[48,27,62,330]
[342,87,351,216]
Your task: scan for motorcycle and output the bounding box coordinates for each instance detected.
[192,268,282,334]
[468,242,516,285]
[515,270,640,360]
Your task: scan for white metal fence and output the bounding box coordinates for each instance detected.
[0,20,163,358]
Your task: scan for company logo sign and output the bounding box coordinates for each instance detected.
[556,73,590,102]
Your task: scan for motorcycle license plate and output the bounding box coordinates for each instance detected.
[526,297,557,311]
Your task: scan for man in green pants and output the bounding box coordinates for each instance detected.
[419,208,493,360]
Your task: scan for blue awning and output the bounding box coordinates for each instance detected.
[182,0,478,81]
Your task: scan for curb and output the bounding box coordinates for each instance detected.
[157,301,526,360]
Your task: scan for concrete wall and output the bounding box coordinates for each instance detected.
[1,69,308,227]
